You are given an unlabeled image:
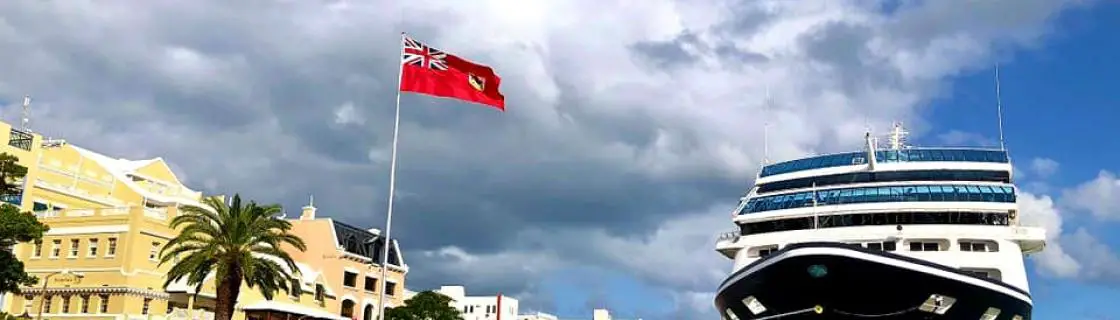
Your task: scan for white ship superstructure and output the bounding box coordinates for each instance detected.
[713,123,1046,319]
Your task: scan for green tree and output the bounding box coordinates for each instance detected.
[385,291,465,320]
[0,152,48,295]
[0,311,32,320]
[159,194,307,320]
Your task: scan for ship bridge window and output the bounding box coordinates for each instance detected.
[748,245,779,258]
[961,268,1002,281]
[741,184,1015,214]
[861,241,897,251]
[959,240,999,252]
[907,240,947,252]
[755,170,1010,194]
[760,149,1010,177]
[739,211,1009,236]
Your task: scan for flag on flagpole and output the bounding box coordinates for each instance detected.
[399,35,506,111]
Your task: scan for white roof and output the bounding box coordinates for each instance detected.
[70,145,203,206]
[240,300,349,320]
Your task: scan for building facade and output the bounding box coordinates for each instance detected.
[435,286,518,320]
[0,119,209,320]
[0,119,409,320]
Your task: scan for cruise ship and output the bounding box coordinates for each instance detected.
[714,123,1046,320]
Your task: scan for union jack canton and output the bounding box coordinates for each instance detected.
[402,36,448,71]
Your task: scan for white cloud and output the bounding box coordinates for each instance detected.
[1018,191,1080,278]
[1020,183,1120,283]
[937,130,997,147]
[414,206,732,317]
[1062,170,1120,221]
[333,101,365,125]
[1030,157,1060,178]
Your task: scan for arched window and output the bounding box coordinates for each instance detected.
[363,304,373,320]
[341,300,355,318]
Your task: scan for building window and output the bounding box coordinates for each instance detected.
[909,241,942,252]
[340,300,355,318]
[32,240,42,258]
[88,239,99,257]
[289,278,302,299]
[343,271,357,287]
[149,242,160,260]
[364,277,376,292]
[386,282,397,295]
[51,239,61,258]
[80,295,89,313]
[98,295,109,313]
[61,295,71,313]
[315,285,325,303]
[107,238,117,256]
[69,239,79,257]
[142,298,151,315]
[43,295,52,313]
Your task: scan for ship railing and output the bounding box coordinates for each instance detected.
[716,231,738,243]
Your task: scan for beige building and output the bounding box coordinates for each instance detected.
[0,119,408,320]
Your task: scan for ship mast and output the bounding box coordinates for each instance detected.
[887,122,909,150]
[811,182,819,229]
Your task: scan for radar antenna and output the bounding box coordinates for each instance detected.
[21,95,31,132]
[887,122,909,150]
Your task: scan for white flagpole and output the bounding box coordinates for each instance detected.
[376,32,407,320]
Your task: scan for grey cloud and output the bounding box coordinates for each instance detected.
[0,0,1098,318]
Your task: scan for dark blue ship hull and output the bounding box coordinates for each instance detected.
[715,242,1032,319]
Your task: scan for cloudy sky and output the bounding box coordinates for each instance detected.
[2,0,1120,319]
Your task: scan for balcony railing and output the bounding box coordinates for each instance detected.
[33,179,126,207]
[144,207,169,220]
[8,128,33,151]
[32,206,174,220]
[716,231,738,243]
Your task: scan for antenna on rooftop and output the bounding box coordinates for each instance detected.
[888,122,909,150]
[994,65,1007,150]
[21,95,31,132]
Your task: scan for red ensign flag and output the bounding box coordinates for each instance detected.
[399,35,506,111]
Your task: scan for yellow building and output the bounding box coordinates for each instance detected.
[0,120,208,320]
[0,120,409,320]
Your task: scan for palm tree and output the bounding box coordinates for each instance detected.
[159,194,308,320]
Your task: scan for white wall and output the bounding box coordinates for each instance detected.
[592,309,611,320]
[517,312,558,320]
[436,286,519,320]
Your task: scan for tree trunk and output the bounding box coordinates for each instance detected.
[214,268,244,320]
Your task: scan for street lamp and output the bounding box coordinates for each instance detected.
[36,270,84,320]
